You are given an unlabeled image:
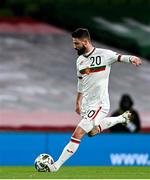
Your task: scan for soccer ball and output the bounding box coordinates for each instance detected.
[34,153,54,172]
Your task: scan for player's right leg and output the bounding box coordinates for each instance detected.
[98,110,132,131]
[88,110,132,137]
[47,126,86,172]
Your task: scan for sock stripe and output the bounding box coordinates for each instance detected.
[117,54,122,62]
[71,136,81,142]
[70,137,80,144]
[70,139,80,144]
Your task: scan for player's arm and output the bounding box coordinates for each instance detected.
[107,50,142,66]
[76,58,83,115]
[118,55,142,66]
[75,92,82,115]
[75,76,83,115]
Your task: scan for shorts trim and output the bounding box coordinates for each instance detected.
[98,125,102,133]
[92,107,102,120]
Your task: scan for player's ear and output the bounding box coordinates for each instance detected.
[83,39,88,46]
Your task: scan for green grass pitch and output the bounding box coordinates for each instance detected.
[0,166,150,179]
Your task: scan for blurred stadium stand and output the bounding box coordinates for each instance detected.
[1,0,150,57]
[0,17,150,132]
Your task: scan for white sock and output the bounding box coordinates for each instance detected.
[99,115,125,131]
[55,137,80,169]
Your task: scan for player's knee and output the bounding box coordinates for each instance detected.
[87,131,95,137]
[87,127,100,137]
[72,126,85,140]
[72,132,82,140]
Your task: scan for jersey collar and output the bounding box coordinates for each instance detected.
[83,47,96,58]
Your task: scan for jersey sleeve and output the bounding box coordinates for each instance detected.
[105,50,120,65]
[76,58,83,93]
[77,78,83,93]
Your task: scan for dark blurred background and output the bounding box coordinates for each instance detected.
[0,0,150,167]
[1,0,150,57]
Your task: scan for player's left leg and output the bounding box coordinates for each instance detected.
[88,110,132,137]
[48,126,86,172]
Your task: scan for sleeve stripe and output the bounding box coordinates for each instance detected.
[117,54,122,62]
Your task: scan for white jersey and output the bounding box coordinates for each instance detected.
[76,47,119,112]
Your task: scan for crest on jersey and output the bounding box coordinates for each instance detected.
[79,60,84,65]
[84,68,91,75]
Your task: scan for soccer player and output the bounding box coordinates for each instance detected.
[48,28,142,172]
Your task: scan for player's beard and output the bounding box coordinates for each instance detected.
[76,45,86,56]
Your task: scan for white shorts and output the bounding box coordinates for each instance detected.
[78,107,109,133]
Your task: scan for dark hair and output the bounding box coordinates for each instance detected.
[72,28,91,40]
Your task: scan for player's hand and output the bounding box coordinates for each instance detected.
[130,56,142,66]
[75,104,81,115]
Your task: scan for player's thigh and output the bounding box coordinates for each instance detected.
[78,108,100,133]
[78,107,109,133]
[94,110,108,126]
[72,126,86,140]
[78,117,94,133]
